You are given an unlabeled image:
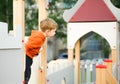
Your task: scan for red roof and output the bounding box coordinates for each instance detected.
[69,0,117,22]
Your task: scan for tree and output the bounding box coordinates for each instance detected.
[25,0,38,36]
[47,0,78,42]
[111,0,120,8]
[0,0,13,31]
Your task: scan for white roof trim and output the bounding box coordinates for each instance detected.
[104,0,120,21]
[63,0,85,22]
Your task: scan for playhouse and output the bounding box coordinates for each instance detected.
[0,0,120,84]
[63,0,120,84]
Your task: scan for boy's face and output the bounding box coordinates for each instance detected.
[46,28,56,37]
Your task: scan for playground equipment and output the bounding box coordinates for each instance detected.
[63,0,120,84]
[46,59,74,84]
[0,0,24,83]
[0,22,22,84]
[0,0,120,84]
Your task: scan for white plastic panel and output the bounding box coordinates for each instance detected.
[67,22,118,49]
[0,22,22,49]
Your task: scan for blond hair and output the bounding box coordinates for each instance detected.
[40,18,58,32]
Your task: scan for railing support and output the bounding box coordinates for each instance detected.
[96,64,107,84]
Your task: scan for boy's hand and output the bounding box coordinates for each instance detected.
[40,47,43,52]
[35,53,39,57]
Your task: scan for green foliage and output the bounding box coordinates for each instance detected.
[0,0,7,22]
[93,33,111,58]
[0,0,13,31]
[111,0,120,8]
[25,0,38,36]
[48,0,78,39]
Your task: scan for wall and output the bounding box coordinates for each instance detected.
[0,22,22,84]
[0,49,23,84]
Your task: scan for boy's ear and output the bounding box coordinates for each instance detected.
[45,29,50,34]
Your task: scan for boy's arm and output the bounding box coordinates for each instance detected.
[39,47,43,53]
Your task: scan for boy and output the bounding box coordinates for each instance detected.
[23,18,58,84]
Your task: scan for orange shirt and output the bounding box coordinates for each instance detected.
[25,30,46,59]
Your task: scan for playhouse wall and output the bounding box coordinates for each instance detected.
[47,64,74,84]
[0,22,23,84]
[0,49,23,84]
[67,22,118,49]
